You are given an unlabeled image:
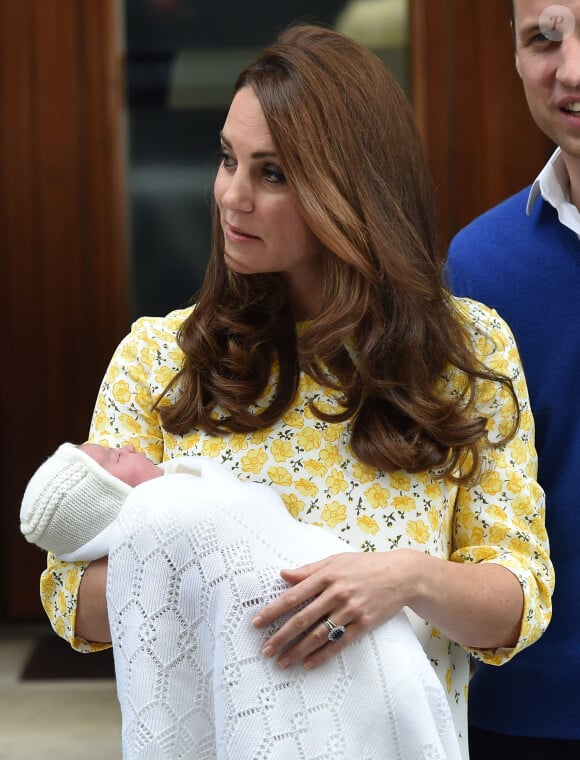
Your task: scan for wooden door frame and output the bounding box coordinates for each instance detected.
[0,0,129,619]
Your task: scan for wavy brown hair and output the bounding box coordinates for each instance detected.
[156,24,519,482]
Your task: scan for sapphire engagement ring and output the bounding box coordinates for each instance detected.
[323,618,346,642]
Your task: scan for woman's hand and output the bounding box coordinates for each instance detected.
[75,557,112,644]
[252,548,524,670]
[252,549,418,670]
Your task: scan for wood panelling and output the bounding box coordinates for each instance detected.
[0,0,128,619]
[411,0,554,249]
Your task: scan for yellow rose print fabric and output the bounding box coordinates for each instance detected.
[40,297,553,751]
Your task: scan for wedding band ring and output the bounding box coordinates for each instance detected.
[324,618,346,643]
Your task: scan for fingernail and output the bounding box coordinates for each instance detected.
[278,657,289,669]
[304,661,313,671]
[252,615,262,627]
[262,645,273,657]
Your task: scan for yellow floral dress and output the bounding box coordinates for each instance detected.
[40,297,553,756]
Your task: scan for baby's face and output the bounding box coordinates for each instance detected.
[80,443,162,487]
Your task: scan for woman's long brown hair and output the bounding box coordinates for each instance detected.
[156,24,519,482]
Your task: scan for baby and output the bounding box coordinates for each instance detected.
[21,442,201,561]
[21,443,461,760]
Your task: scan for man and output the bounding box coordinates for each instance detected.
[446,1,580,758]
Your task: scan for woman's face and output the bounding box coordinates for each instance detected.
[214,86,322,316]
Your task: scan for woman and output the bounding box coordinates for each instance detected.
[40,24,553,759]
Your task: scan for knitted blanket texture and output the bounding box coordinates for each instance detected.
[105,459,461,759]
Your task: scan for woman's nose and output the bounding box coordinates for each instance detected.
[219,170,254,213]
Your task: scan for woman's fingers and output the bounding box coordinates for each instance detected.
[251,557,337,631]
[252,552,376,667]
[253,550,416,669]
[276,612,354,670]
[255,582,335,658]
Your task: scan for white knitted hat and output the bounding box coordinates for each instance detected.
[20,442,131,558]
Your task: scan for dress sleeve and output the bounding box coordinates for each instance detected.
[39,309,188,651]
[450,299,554,665]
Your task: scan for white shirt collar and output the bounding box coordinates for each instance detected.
[527,147,580,236]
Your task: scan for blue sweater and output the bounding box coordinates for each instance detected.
[447,188,580,739]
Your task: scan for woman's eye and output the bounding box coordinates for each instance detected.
[218,150,236,169]
[264,165,286,184]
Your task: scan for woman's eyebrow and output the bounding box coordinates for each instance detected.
[219,132,278,160]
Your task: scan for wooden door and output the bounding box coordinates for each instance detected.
[0,0,129,620]
[411,0,553,249]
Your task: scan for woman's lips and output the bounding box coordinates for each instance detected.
[226,224,261,242]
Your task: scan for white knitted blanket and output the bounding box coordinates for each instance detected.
[105,458,461,759]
